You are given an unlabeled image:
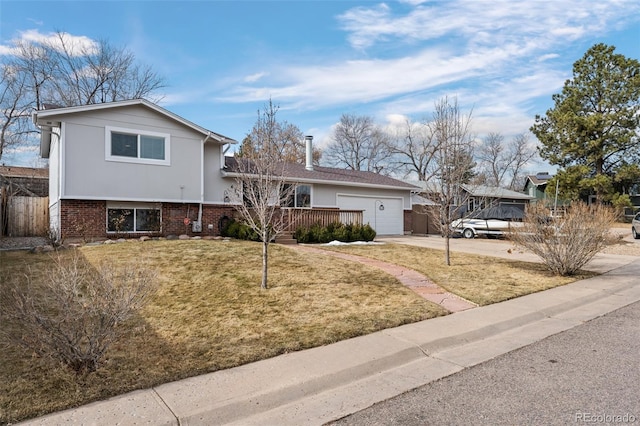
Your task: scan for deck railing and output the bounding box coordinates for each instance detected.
[283,208,363,232]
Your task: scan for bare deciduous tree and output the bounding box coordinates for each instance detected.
[0,65,33,160]
[237,99,320,164]
[325,113,392,174]
[0,253,157,374]
[387,117,440,181]
[0,31,165,162]
[475,132,537,190]
[227,102,298,289]
[510,202,617,275]
[429,96,476,266]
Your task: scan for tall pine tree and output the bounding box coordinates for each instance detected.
[531,43,640,203]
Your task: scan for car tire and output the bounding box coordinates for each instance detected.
[633,227,639,240]
[463,228,475,239]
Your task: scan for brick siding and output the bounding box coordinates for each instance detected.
[59,199,236,240]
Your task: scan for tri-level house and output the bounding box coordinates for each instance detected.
[33,99,416,241]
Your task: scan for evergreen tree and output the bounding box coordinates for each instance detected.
[531,43,640,203]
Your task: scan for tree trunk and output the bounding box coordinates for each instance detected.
[445,234,451,266]
[261,239,269,289]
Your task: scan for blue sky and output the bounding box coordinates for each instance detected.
[1,0,639,168]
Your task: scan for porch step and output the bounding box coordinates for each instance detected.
[275,232,297,245]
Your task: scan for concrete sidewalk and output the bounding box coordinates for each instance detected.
[20,251,640,425]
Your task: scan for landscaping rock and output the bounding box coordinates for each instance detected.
[103,240,116,245]
[178,234,190,240]
[140,236,151,242]
[191,236,202,240]
[116,238,127,243]
[166,235,178,240]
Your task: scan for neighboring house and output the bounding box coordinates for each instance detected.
[459,184,534,214]
[524,172,553,203]
[411,182,534,234]
[0,166,49,197]
[33,99,416,240]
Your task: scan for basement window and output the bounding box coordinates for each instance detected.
[106,126,170,165]
[107,205,161,233]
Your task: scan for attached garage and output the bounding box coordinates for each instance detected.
[337,194,403,235]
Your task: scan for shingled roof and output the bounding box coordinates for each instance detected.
[224,157,418,190]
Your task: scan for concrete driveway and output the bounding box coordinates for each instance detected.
[377,232,640,274]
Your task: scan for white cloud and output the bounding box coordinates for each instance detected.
[212,0,639,142]
[244,72,267,83]
[538,53,560,62]
[0,29,98,57]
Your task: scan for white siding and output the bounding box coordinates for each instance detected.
[203,145,233,203]
[49,201,60,239]
[53,105,206,202]
[312,183,411,210]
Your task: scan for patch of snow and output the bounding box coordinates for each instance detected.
[323,240,384,246]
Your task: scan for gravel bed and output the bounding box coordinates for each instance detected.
[0,236,50,251]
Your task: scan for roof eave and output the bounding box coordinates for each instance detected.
[221,171,416,191]
[33,99,238,144]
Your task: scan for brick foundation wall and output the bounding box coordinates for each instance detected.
[59,199,237,240]
[162,203,237,237]
[60,199,107,240]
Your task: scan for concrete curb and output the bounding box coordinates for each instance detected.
[21,259,640,426]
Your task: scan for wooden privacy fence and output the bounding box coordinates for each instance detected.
[0,192,49,237]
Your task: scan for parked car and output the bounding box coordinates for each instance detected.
[450,217,523,239]
[633,213,640,239]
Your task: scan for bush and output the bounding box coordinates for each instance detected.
[222,218,260,241]
[0,253,157,374]
[510,202,617,276]
[294,222,376,244]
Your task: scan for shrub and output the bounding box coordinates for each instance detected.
[0,253,157,374]
[222,218,260,241]
[361,224,376,241]
[294,222,376,244]
[510,202,617,276]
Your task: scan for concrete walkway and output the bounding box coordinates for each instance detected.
[19,242,640,426]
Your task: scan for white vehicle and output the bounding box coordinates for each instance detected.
[632,212,640,239]
[450,218,523,239]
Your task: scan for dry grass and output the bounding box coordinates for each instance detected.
[321,243,594,305]
[0,240,444,424]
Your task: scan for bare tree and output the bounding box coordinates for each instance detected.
[429,97,476,266]
[238,99,320,165]
[387,117,440,181]
[227,102,297,289]
[475,132,537,190]
[0,31,165,162]
[0,65,33,160]
[324,113,392,174]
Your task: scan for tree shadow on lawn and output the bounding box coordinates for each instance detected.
[1,241,445,423]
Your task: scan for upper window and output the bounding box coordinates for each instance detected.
[105,126,170,165]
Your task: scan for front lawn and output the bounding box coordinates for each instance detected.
[321,243,595,305]
[0,239,444,424]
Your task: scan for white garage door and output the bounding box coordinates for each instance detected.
[337,195,403,235]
